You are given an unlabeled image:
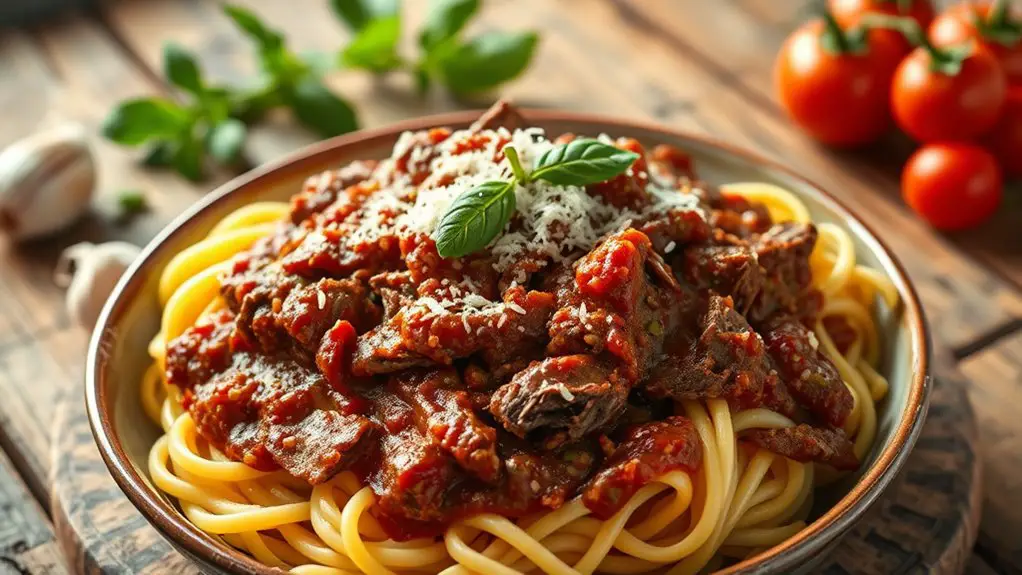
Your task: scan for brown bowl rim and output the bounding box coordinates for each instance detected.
[86,108,931,575]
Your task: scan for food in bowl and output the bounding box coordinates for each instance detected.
[139,102,899,574]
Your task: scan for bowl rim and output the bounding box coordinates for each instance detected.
[86,108,931,575]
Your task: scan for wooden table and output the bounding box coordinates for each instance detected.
[0,1,1019,574]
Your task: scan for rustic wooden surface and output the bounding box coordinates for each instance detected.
[0,0,1018,574]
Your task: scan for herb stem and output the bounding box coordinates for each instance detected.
[504,146,528,183]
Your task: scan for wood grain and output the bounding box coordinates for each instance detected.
[0,448,68,575]
[0,0,1018,573]
[960,331,1022,575]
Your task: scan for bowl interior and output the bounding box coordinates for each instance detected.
[92,114,927,574]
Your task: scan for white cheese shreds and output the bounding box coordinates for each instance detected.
[555,383,576,402]
[664,241,676,254]
[507,302,527,315]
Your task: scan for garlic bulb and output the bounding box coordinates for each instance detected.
[55,241,141,330]
[0,124,96,240]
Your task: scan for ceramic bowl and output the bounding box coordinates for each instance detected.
[86,109,931,575]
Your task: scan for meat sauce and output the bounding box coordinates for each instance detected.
[165,103,859,540]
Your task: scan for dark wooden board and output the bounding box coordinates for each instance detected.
[0,448,68,575]
[0,0,1018,573]
[961,331,1022,575]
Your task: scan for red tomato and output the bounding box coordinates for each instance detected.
[775,17,906,146]
[891,41,1007,141]
[930,1,1022,85]
[984,88,1022,176]
[902,142,1003,230]
[830,0,936,53]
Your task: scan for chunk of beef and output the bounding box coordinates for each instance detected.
[638,205,711,254]
[761,316,853,428]
[470,99,526,132]
[575,228,660,316]
[351,313,434,375]
[370,429,458,524]
[745,424,858,470]
[587,138,651,210]
[643,294,773,409]
[165,309,236,391]
[390,369,501,482]
[184,352,375,483]
[290,160,377,224]
[369,271,416,319]
[681,243,765,314]
[281,228,400,280]
[353,287,556,373]
[582,416,702,518]
[748,223,817,321]
[696,186,773,237]
[278,279,381,349]
[221,262,303,352]
[489,355,628,448]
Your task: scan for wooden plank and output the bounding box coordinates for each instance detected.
[0,446,69,575]
[0,11,228,499]
[960,330,1022,575]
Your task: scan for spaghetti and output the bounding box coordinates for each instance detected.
[141,118,896,575]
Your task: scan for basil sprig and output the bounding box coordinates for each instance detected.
[433,139,639,258]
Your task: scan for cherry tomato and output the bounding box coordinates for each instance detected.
[984,87,1022,177]
[775,16,906,146]
[902,142,1002,230]
[831,0,936,53]
[891,41,1007,141]
[930,1,1022,84]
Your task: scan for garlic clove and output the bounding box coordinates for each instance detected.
[0,124,96,241]
[57,241,142,330]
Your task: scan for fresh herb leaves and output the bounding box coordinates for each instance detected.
[337,0,539,95]
[434,179,517,258]
[433,139,639,258]
[531,138,641,185]
[102,1,541,183]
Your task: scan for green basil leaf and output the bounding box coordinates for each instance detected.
[286,76,359,138]
[223,4,283,49]
[341,15,402,72]
[300,50,334,76]
[117,190,149,216]
[436,31,538,94]
[530,139,639,186]
[102,98,189,146]
[419,0,479,51]
[142,141,176,167]
[173,131,204,181]
[207,118,247,163]
[434,179,516,258]
[163,43,204,95]
[330,0,399,31]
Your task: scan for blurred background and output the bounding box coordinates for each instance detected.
[0,1,1019,575]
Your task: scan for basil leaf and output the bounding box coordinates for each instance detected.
[207,118,247,163]
[420,0,479,51]
[142,141,176,167]
[223,4,283,50]
[330,0,399,31]
[341,15,402,72]
[286,76,359,137]
[434,180,516,258]
[436,31,538,94]
[173,131,204,181]
[117,190,149,216]
[163,43,204,95]
[531,139,639,186]
[102,98,189,146]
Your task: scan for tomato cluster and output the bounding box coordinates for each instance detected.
[775,0,1020,231]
